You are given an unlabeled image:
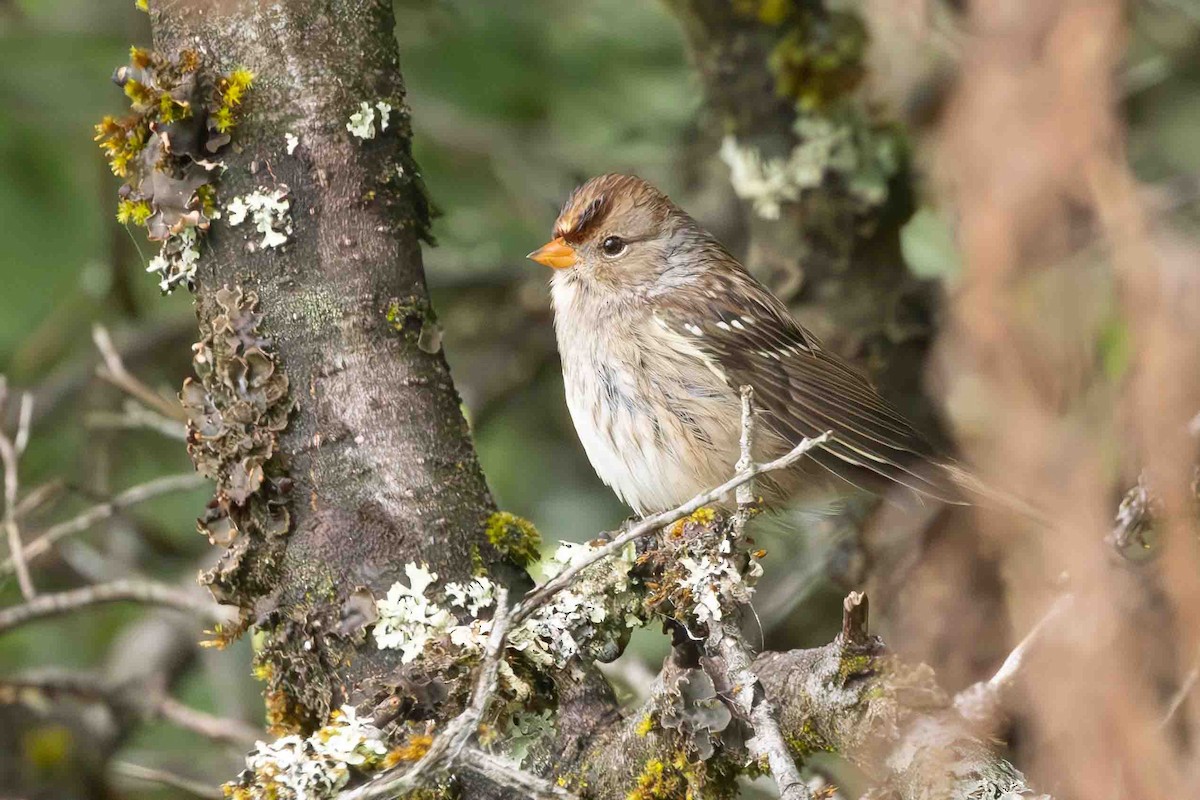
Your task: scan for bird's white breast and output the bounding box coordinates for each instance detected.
[551,276,741,515]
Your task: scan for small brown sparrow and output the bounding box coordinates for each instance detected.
[529,174,958,516]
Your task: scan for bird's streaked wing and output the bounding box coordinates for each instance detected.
[655,269,960,502]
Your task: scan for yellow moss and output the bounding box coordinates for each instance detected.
[22,725,72,770]
[197,183,218,218]
[385,734,434,767]
[837,652,873,684]
[668,505,718,537]
[469,543,487,577]
[786,718,831,758]
[635,713,655,737]
[768,10,867,110]
[135,0,148,10]
[484,511,542,567]
[734,0,793,26]
[211,67,253,134]
[129,46,151,68]
[627,751,695,800]
[116,198,153,226]
[213,106,235,133]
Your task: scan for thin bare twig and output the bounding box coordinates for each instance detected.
[14,479,64,518]
[710,626,810,800]
[86,404,188,441]
[0,473,207,577]
[0,672,110,705]
[111,760,222,800]
[0,672,259,748]
[13,391,32,456]
[91,324,187,422]
[733,385,756,537]
[0,579,228,635]
[954,594,1074,726]
[0,381,35,599]
[704,387,809,800]
[1159,647,1200,730]
[154,694,261,747]
[512,430,832,626]
[458,747,579,799]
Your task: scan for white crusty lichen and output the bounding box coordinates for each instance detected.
[720,109,900,220]
[146,226,201,293]
[373,546,646,672]
[510,541,644,669]
[373,563,457,662]
[229,706,388,800]
[373,564,498,662]
[346,100,393,140]
[227,185,293,250]
[375,100,392,130]
[659,515,764,628]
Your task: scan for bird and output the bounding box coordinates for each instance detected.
[528,173,963,517]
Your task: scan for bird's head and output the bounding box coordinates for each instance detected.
[528,174,694,291]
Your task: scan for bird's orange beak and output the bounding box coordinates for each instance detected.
[527,237,576,269]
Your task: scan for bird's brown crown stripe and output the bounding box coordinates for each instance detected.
[555,195,610,243]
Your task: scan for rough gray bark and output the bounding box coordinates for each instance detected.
[148,0,524,731]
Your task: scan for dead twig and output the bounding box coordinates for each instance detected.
[704,386,809,800]
[458,747,578,799]
[0,472,207,577]
[0,672,258,748]
[91,324,187,422]
[86,403,188,441]
[512,429,831,626]
[1159,647,1200,730]
[0,379,35,599]
[0,579,229,635]
[111,760,222,800]
[954,594,1074,726]
[154,694,261,747]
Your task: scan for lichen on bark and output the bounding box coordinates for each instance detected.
[183,285,294,614]
[95,46,252,291]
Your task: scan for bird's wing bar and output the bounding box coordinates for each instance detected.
[657,285,959,502]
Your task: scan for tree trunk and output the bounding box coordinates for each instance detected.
[149,0,522,732]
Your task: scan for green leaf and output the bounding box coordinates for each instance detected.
[900,206,961,280]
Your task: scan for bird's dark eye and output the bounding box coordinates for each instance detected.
[600,236,628,258]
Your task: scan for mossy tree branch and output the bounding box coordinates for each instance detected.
[560,590,1048,800]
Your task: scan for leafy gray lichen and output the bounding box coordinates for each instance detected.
[181,286,294,610]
